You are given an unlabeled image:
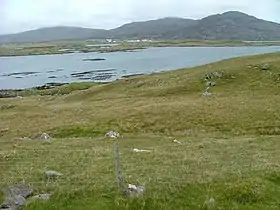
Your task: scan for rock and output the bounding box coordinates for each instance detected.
[132,148,151,153]
[1,184,33,210]
[4,184,33,199]
[202,91,212,97]
[206,81,216,87]
[82,58,106,61]
[1,195,26,210]
[205,72,222,80]
[126,184,145,198]
[262,63,270,70]
[33,194,51,201]
[212,72,222,78]
[173,139,182,144]
[34,83,67,90]
[0,92,16,99]
[105,130,120,139]
[0,129,9,137]
[39,133,51,141]
[45,170,63,178]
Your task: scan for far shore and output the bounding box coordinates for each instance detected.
[1,40,280,57]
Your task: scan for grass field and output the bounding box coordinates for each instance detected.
[1,52,280,209]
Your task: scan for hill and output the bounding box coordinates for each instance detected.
[107,17,198,39]
[0,26,106,43]
[166,11,280,40]
[1,53,280,209]
[1,11,280,43]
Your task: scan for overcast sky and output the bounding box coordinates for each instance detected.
[1,0,280,35]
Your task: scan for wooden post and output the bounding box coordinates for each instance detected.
[114,143,125,192]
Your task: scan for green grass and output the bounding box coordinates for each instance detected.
[1,82,97,97]
[1,52,280,209]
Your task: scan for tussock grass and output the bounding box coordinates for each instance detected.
[1,52,280,209]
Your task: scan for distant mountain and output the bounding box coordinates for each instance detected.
[0,26,106,43]
[163,11,280,40]
[1,11,280,43]
[107,17,198,39]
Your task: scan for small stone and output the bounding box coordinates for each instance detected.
[206,81,216,87]
[212,72,222,78]
[262,63,270,70]
[126,184,145,198]
[39,133,51,142]
[132,148,151,153]
[105,130,120,139]
[45,170,63,178]
[202,91,212,97]
[33,194,51,200]
[173,139,182,144]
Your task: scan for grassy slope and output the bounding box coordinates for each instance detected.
[1,53,280,209]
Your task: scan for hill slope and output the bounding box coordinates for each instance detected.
[1,11,280,43]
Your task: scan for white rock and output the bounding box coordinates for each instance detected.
[39,133,52,141]
[45,170,63,177]
[105,130,120,139]
[173,139,182,144]
[127,184,146,198]
[132,148,151,153]
[202,91,212,97]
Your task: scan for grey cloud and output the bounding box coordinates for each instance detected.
[1,0,280,34]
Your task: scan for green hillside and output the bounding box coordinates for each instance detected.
[1,53,280,209]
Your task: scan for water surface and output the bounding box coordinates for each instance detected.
[0,46,279,89]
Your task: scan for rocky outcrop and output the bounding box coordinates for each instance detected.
[0,185,51,210]
[0,184,32,210]
[0,92,16,99]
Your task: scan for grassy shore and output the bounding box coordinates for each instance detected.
[1,40,280,57]
[1,52,280,209]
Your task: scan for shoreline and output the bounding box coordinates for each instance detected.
[1,40,280,57]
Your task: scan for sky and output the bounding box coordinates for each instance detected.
[1,0,280,35]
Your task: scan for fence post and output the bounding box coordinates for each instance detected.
[114,143,125,193]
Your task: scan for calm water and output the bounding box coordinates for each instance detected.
[0,46,280,89]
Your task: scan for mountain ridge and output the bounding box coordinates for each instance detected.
[1,11,280,43]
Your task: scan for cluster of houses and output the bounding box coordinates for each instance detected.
[105,39,153,43]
